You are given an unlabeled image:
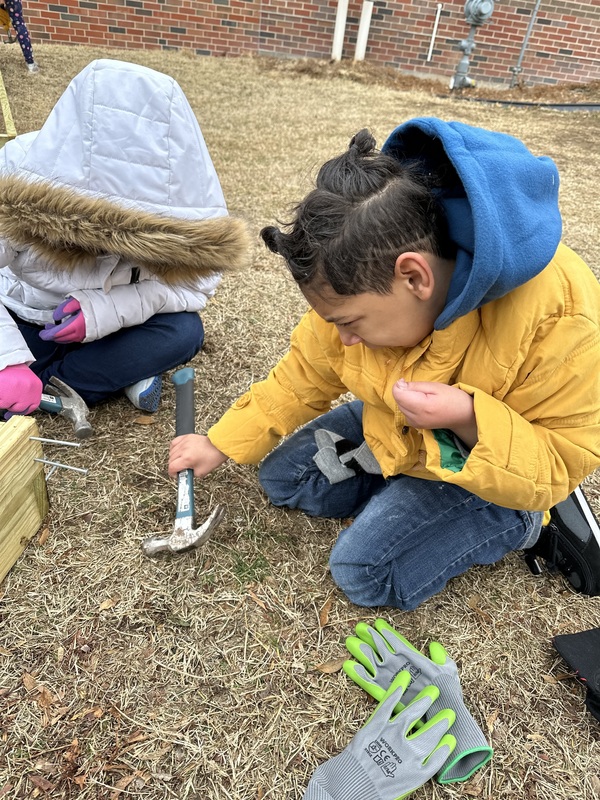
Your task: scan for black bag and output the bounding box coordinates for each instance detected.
[552,627,600,722]
[524,486,600,597]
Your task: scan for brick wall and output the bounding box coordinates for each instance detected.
[24,0,600,86]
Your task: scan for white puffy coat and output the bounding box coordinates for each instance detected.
[0,59,249,371]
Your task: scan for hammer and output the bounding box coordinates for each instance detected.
[141,367,225,557]
[39,376,94,439]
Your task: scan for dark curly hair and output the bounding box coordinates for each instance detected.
[260,129,456,295]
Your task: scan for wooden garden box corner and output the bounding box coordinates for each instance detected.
[0,416,49,583]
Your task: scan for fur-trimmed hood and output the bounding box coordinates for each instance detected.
[0,59,250,283]
[0,174,250,284]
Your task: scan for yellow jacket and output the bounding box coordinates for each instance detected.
[209,243,600,511]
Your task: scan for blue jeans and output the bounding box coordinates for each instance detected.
[11,310,204,405]
[259,401,543,610]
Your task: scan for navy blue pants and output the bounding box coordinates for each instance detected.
[11,309,204,405]
[2,0,35,65]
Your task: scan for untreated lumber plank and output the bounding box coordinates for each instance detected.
[0,416,48,583]
[0,67,16,147]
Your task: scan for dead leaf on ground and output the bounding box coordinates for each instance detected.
[313,657,346,674]
[22,672,38,691]
[36,686,56,709]
[319,594,334,627]
[486,708,499,732]
[48,706,70,725]
[71,706,104,721]
[123,731,151,747]
[99,596,121,611]
[110,772,139,799]
[82,706,105,721]
[247,589,269,611]
[63,738,80,764]
[555,671,576,681]
[467,594,493,623]
[38,527,50,545]
[28,774,56,791]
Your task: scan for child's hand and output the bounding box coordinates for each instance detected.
[392,379,477,448]
[168,433,228,478]
[39,297,86,343]
[0,363,43,416]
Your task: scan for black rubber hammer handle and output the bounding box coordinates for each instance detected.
[172,367,196,436]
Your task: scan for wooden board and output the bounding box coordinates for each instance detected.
[0,416,49,583]
[0,67,16,147]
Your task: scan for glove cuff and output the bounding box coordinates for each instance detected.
[429,673,492,783]
[305,749,381,800]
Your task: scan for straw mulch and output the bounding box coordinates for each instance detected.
[0,43,599,800]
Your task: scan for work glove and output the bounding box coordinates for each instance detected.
[303,670,456,800]
[0,363,43,416]
[313,429,382,484]
[39,297,86,343]
[343,619,493,784]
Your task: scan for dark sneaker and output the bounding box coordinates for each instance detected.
[524,486,600,596]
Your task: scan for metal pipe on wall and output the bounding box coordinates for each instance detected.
[331,0,350,61]
[355,0,374,61]
[427,3,444,62]
[510,0,543,86]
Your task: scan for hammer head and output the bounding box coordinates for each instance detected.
[42,376,93,439]
[141,504,226,556]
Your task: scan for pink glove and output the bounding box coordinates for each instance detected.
[39,297,86,343]
[0,363,43,415]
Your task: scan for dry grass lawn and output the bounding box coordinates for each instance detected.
[0,42,599,800]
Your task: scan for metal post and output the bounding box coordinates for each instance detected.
[427,3,444,63]
[510,0,543,87]
[332,0,350,61]
[355,0,374,61]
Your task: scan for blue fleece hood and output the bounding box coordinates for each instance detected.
[382,118,562,329]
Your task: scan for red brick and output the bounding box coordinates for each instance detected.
[24,0,600,86]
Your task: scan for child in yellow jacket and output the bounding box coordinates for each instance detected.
[169,121,600,609]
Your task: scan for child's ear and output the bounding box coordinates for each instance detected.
[394,252,435,300]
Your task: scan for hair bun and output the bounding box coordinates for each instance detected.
[349,129,377,157]
[260,225,281,254]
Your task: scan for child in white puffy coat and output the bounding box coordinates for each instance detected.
[0,58,249,416]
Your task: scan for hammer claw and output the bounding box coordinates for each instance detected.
[39,376,94,438]
[141,503,225,556]
[46,375,77,398]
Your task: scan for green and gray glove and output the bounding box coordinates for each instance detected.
[313,429,382,484]
[343,619,493,784]
[303,670,456,800]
